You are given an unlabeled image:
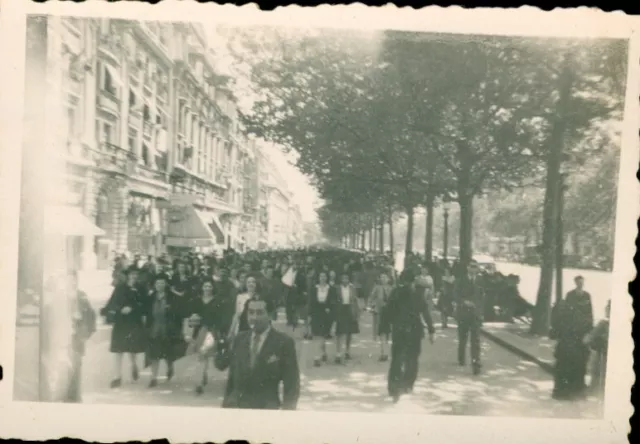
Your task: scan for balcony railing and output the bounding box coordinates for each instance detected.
[129,109,142,129]
[96,142,136,176]
[142,121,153,140]
[136,163,167,183]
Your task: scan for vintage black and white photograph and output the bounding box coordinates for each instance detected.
[1,4,636,443]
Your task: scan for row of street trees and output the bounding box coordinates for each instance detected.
[224,27,626,335]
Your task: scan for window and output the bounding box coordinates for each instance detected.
[101,64,118,97]
[143,104,151,122]
[129,89,137,108]
[142,143,150,166]
[128,130,137,153]
[67,106,77,140]
[99,122,113,144]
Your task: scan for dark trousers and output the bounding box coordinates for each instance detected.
[388,331,421,397]
[457,309,481,366]
[553,340,589,399]
[64,352,83,403]
[284,287,298,327]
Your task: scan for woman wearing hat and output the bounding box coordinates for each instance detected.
[100,266,147,388]
[143,273,189,388]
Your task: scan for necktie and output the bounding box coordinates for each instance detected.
[250,333,261,368]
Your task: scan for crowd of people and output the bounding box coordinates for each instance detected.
[58,246,610,408]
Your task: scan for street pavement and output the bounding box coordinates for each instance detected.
[67,308,602,418]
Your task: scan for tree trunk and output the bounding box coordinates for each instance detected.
[371,220,377,252]
[379,214,385,252]
[388,207,395,257]
[555,175,565,305]
[531,52,574,336]
[369,223,374,251]
[424,192,435,263]
[360,229,366,251]
[404,205,415,270]
[458,193,474,272]
[456,140,475,274]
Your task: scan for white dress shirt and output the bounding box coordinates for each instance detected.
[317,285,329,303]
[235,292,251,315]
[341,285,351,304]
[250,326,271,357]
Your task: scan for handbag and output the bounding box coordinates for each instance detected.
[100,306,116,325]
[213,336,231,371]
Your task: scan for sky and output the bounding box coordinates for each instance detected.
[261,143,321,223]
[205,25,320,223]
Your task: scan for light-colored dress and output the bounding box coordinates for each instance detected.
[370,284,394,336]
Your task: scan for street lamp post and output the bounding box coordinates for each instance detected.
[443,199,450,261]
[555,172,567,304]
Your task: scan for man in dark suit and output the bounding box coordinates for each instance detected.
[222,298,300,410]
[383,269,435,403]
[455,260,485,375]
[258,264,280,320]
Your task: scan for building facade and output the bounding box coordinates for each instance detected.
[255,146,304,249]
[39,17,265,280]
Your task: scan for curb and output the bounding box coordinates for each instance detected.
[480,328,554,374]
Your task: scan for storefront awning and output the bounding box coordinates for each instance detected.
[195,210,225,244]
[45,205,105,237]
[166,205,216,248]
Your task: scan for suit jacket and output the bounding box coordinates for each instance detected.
[222,328,300,410]
[71,291,97,355]
[454,274,485,319]
[382,284,435,338]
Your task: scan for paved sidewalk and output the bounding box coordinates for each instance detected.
[480,321,555,373]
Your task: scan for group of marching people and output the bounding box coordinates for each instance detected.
[93,246,609,407]
[100,248,390,393]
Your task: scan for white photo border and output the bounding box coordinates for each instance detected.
[0,2,636,443]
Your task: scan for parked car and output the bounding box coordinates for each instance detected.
[473,254,497,274]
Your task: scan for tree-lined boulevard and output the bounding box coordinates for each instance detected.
[224,28,626,335]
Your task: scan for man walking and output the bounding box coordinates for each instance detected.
[383,269,435,403]
[455,260,484,375]
[221,298,300,410]
[550,275,594,400]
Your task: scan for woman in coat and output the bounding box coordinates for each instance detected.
[188,278,220,395]
[101,266,147,388]
[437,267,455,328]
[335,272,360,363]
[144,273,188,388]
[229,274,260,339]
[170,261,193,306]
[369,270,394,361]
[310,270,339,366]
[66,270,97,402]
